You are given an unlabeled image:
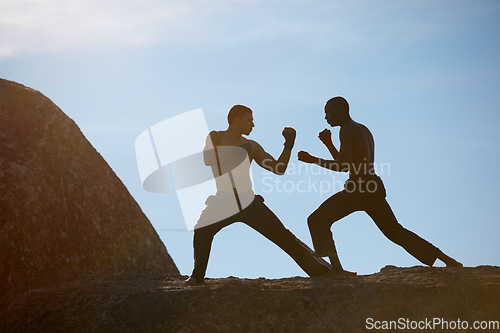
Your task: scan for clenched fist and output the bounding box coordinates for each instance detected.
[298,150,319,164]
[318,128,333,146]
[282,127,296,141]
[282,127,296,150]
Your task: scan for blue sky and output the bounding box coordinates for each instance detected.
[1,0,499,278]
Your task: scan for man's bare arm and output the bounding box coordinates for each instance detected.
[253,127,296,175]
[318,129,339,160]
[297,152,349,172]
[254,145,291,175]
[298,127,352,172]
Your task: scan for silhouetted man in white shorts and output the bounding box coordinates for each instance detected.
[186,105,331,284]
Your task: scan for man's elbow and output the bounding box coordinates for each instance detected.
[274,163,287,175]
[274,169,286,176]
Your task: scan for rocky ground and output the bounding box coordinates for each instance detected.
[1,266,499,332]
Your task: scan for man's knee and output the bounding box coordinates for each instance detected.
[194,227,216,242]
[307,212,327,231]
[381,223,408,243]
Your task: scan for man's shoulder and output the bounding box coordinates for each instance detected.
[207,130,224,142]
[356,122,370,131]
[244,138,262,149]
[342,121,369,133]
[241,139,264,158]
[356,122,373,139]
[208,130,221,136]
[340,121,371,141]
[242,137,255,144]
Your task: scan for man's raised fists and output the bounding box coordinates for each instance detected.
[318,128,333,146]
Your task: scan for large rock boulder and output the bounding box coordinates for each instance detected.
[0,79,179,295]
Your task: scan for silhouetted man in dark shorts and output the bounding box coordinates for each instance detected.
[186,105,331,284]
[298,97,462,278]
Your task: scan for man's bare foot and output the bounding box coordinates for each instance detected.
[314,269,357,280]
[185,276,205,285]
[438,252,463,267]
[444,258,463,268]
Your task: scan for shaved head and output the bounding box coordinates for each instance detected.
[227,105,252,125]
[325,97,349,116]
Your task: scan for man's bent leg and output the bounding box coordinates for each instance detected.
[366,198,441,266]
[191,220,231,282]
[243,196,331,277]
[308,191,359,264]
